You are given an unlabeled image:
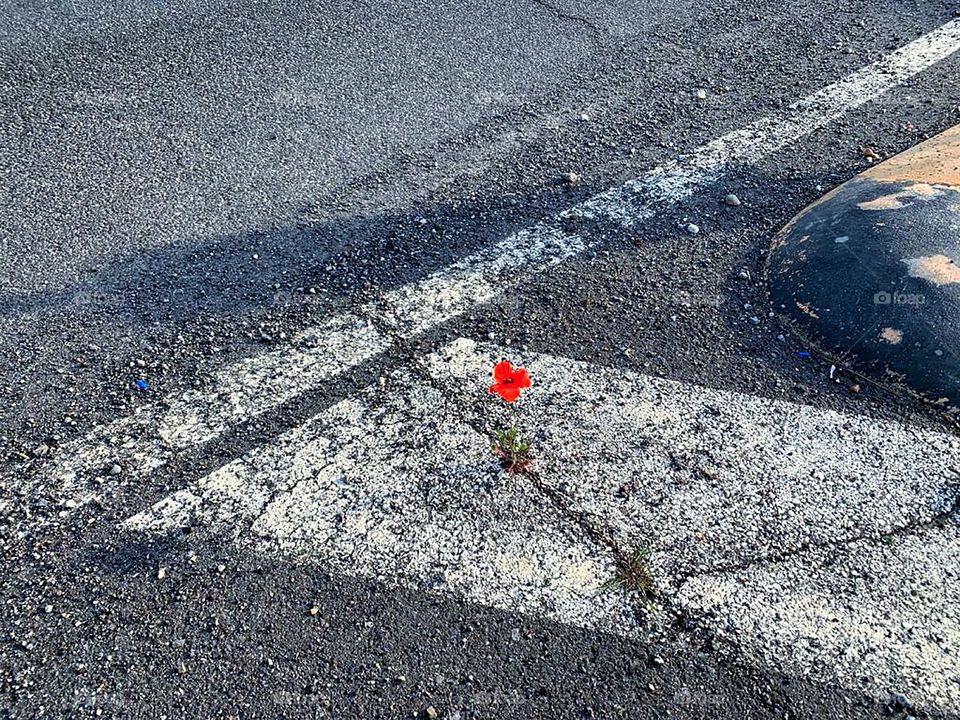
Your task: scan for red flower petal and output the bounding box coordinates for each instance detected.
[490,361,531,403]
[497,385,522,403]
[493,361,513,382]
[512,368,531,389]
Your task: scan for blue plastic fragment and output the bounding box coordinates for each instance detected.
[798,351,811,358]
[136,379,149,391]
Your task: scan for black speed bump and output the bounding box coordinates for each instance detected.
[767,124,960,412]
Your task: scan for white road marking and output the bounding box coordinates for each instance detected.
[48,313,388,505]
[128,339,960,708]
[126,357,638,637]
[679,524,960,708]
[43,19,960,502]
[575,18,960,223]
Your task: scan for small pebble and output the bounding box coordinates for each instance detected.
[685,223,700,235]
[696,88,707,100]
[157,567,167,581]
[724,193,741,207]
[889,693,913,713]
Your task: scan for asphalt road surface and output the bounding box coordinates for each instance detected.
[3,1,960,718]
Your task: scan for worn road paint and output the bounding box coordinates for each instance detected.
[866,122,960,186]
[127,338,960,708]
[125,362,639,639]
[768,124,960,411]
[679,522,960,710]
[41,20,960,505]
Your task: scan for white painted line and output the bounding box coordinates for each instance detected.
[374,224,583,336]
[158,313,386,449]
[679,524,960,709]
[49,313,388,505]
[575,18,960,224]
[43,19,960,503]
[128,338,960,708]
[125,362,639,637]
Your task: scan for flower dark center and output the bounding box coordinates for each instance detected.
[503,377,515,384]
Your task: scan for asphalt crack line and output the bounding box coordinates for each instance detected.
[402,342,646,617]
[676,518,960,709]
[422,339,960,581]
[673,484,960,584]
[527,0,607,40]
[416,340,960,709]
[375,324,642,609]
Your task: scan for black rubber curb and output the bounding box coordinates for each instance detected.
[766,125,960,415]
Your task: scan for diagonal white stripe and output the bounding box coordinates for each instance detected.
[43,19,960,504]
[126,339,960,708]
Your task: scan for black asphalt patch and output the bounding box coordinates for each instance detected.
[0,528,936,720]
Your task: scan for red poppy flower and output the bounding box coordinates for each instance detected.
[489,361,531,403]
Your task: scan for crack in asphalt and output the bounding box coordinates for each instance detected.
[390,333,661,626]
[368,317,960,642]
[527,0,608,41]
[673,481,960,584]
[392,331,960,660]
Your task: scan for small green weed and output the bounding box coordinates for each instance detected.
[491,426,532,474]
[600,547,655,598]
